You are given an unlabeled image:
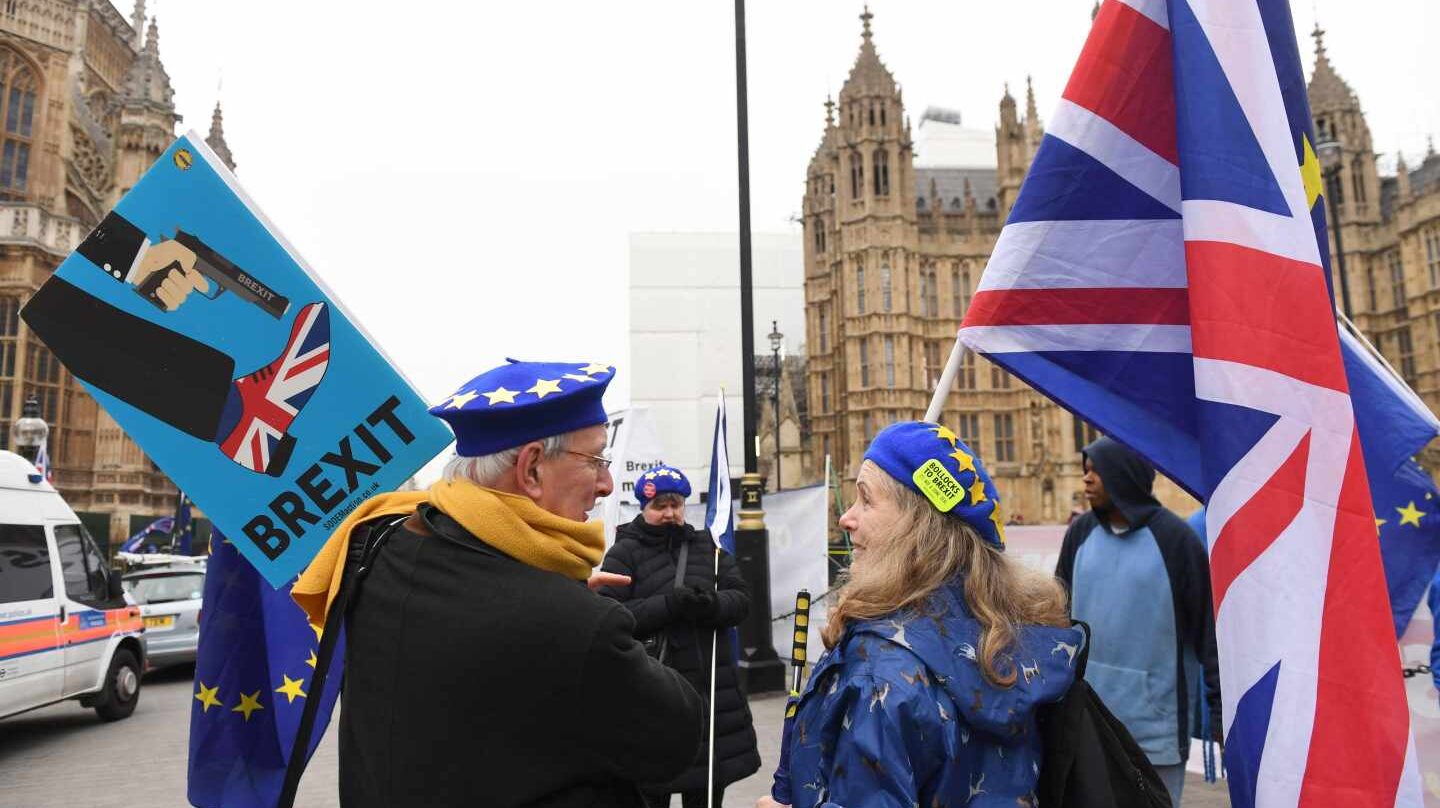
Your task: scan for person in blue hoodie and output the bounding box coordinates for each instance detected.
[1057,436,1222,804]
[760,421,1083,808]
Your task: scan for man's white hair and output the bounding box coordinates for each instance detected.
[442,432,572,488]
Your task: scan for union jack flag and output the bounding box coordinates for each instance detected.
[958,1,1421,805]
[219,302,331,476]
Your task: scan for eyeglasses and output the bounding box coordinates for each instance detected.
[565,449,612,470]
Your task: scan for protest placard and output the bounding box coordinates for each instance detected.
[22,132,452,586]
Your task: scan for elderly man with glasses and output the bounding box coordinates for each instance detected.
[295,359,704,808]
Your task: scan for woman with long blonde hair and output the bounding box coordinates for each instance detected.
[760,421,1083,808]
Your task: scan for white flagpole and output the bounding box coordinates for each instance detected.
[925,336,969,423]
[706,547,720,808]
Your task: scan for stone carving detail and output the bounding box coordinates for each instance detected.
[70,123,112,198]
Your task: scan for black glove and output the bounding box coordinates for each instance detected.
[693,588,720,624]
[667,586,704,620]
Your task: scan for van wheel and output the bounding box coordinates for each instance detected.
[94,648,141,722]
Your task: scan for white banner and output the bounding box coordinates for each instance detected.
[596,406,669,546]
[763,485,831,668]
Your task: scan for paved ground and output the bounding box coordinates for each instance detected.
[0,665,1230,807]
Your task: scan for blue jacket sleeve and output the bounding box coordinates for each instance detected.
[771,695,799,804]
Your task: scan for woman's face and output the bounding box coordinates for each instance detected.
[838,461,904,568]
[642,494,687,526]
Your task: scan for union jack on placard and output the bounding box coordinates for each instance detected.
[957,1,1421,805]
[218,302,331,477]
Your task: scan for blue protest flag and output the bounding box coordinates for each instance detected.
[121,516,174,554]
[1340,328,1440,637]
[187,531,342,808]
[704,393,735,554]
[174,494,195,556]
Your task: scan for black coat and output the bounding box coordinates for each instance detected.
[597,516,762,793]
[339,507,705,808]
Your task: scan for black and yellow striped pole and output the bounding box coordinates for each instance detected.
[789,588,811,697]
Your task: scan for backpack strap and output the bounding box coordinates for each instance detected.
[276,512,408,808]
[1071,620,1092,680]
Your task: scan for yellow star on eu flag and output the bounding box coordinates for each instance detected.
[275,674,307,704]
[231,690,264,722]
[1300,133,1324,210]
[306,650,318,669]
[527,378,563,399]
[195,681,222,713]
[482,387,519,406]
[1397,501,1425,528]
[443,390,479,410]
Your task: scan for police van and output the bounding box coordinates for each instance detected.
[0,451,144,721]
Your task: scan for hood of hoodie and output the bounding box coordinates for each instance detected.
[847,579,1083,741]
[1082,435,1161,529]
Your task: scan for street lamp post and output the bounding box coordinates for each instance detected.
[731,0,784,694]
[1315,135,1353,319]
[768,321,783,492]
[10,396,48,466]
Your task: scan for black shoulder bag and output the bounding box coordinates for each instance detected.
[1035,621,1174,808]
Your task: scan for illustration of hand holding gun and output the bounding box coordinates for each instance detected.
[21,211,330,477]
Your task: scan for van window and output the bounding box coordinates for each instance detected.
[0,524,52,603]
[55,524,108,605]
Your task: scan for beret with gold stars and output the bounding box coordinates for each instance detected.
[863,420,1006,548]
[635,464,692,508]
[429,359,614,457]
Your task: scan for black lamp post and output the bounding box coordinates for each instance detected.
[1315,135,1353,319]
[731,0,785,694]
[768,320,784,492]
[11,396,48,466]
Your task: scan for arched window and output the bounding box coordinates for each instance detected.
[0,49,37,199]
[856,262,866,314]
[880,105,887,127]
[918,270,929,316]
[869,103,876,127]
[927,270,939,317]
[850,152,864,198]
[872,148,890,196]
[880,261,892,312]
[813,217,825,252]
[951,267,962,317]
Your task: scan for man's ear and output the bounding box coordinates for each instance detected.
[513,441,547,499]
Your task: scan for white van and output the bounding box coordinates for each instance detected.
[0,451,144,721]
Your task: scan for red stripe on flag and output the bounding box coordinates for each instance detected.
[1186,241,1349,392]
[1209,431,1310,613]
[1300,431,1409,806]
[965,287,1189,327]
[1062,0,1178,164]
[285,348,330,380]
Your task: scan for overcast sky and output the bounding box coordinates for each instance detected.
[139,0,1438,418]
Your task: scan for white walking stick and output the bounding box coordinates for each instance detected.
[706,548,720,808]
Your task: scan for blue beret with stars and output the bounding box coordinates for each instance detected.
[863,420,1006,548]
[429,359,615,457]
[635,464,692,508]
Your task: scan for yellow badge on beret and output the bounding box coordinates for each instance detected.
[912,458,965,512]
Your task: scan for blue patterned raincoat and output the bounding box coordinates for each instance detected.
[773,578,1084,808]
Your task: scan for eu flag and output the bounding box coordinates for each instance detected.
[187,531,342,808]
[1341,328,1440,637]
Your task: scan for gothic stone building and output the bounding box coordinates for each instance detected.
[0,0,234,546]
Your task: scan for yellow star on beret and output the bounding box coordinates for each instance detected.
[931,425,959,446]
[950,448,976,474]
[527,378,563,399]
[481,387,518,406]
[563,373,597,383]
[444,390,480,410]
[580,363,611,375]
[989,505,1007,545]
[968,478,987,505]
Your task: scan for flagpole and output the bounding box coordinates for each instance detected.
[925,337,968,423]
[706,548,720,808]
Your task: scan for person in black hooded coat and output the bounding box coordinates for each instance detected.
[597,465,761,808]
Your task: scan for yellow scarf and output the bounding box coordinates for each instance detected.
[292,479,604,627]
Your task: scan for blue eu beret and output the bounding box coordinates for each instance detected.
[863,421,1006,548]
[429,359,614,457]
[635,464,692,507]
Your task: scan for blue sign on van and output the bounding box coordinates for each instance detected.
[79,611,108,630]
[21,134,452,586]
